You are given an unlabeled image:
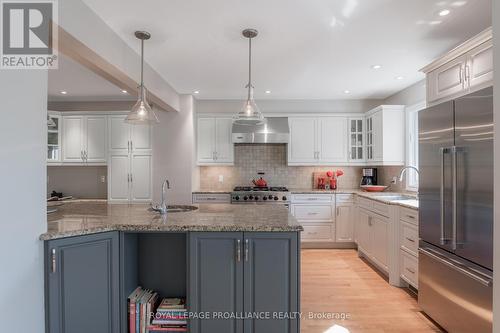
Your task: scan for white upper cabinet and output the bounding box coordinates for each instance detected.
[288,117,317,164]
[348,118,364,162]
[196,116,233,165]
[62,115,107,164]
[365,105,405,166]
[108,115,151,153]
[288,116,348,165]
[318,117,348,163]
[423,28,492,105]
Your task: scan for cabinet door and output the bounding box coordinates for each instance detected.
[244,233,299,333]
[356,209,371,253]
[108,115,129,152]
[348,118,364,161]
[288,117,317,164]
[197,117,216,164]
[46,232,120,333]
[108,154,130,202]
[467,40,493,90]
[335,204,354,242]
[371,112,383,161]
[318,117,348,163]
[189,233,243,333]
[62,116,84,162]
[131,123,152,152]
[130,154,152,202]
[85,116,107,163]
[428,55,467,102]
[215,118,234,163]
[371,215,389,271]
[47,114,61,163]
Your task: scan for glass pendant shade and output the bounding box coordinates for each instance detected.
[125,87,159,124]
[232,87,265,125]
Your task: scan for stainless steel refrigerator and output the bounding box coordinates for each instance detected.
[418,87,493,332]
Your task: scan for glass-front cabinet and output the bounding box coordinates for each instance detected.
[366,116,373,161]
[348,118,364,162]
[47,112,61,164]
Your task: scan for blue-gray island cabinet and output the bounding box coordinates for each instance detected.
[42,202,302,333]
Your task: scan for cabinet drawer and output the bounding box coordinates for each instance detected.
[293,205,333,221]
[192,193,231,203]
[400,250,418,288]
[302,225,333,240]
[291,194,333,203]
[336,194,355,203]
[357,197,373,209]
[401,221,418,256]
[372,201,390,217]
[400,207,418,225]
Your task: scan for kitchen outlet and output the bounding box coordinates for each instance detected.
[100,175,106,183]
[218,175,224,183]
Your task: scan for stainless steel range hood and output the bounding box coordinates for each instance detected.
[232,117,289,144]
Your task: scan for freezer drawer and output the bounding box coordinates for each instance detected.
[419,245,492,333]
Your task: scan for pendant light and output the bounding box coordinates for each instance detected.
[232,29,265,126]
[125,31,159,124]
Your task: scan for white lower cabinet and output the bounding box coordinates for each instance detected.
[356,206,389,273]
[335,195,355,243]
[399,207,419,289]
[291,194,335,243]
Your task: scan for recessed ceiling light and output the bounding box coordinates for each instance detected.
[395,76,404,80]
[60,91,67,95]
[265,90,271,94]
[344,90,351,94]
[193,90,200,94]
[371,65,382,70]
[439,9,451,16]
[121,89,128,94]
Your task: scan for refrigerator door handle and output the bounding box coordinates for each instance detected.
[440,147,451,245]
[452,146,457,250]
[419,248,492,287]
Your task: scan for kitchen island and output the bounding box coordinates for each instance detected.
[42,202,302,333]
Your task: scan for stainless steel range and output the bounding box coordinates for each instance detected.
[231,186,290,204]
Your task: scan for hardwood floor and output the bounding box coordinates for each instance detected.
[301,249,442,333]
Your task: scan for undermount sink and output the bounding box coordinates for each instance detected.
[165,205,198,213]
[372,195,416,201]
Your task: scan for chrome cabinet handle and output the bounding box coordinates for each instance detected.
[307,212,319,215]
[459,66,463,85]
[368,216,372,226]
[130,173,133,183]
[244,239,249,262]
[405,237,415,243]
[80,150,84,161]
[51,248,56,273]
[465,65,471,85]
[236,239,241,262]
[419,248,492,287]
[127,141,130,153]
[405,267,415,274]
[336,207,340,216]
[130,141,133,151]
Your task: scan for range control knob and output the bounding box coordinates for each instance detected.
[243,196,248,201]
[249,195,254,200]
[234,195,240,201]
[274,196,279,201]
[263,196,268,201]
[282,196,287,201]
[268,195,274,199]
[255,196,259,201]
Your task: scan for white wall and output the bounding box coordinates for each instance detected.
[153,95,196,204]
[493,3,499,331]
[196,98,383,114]
[0,71,47,331]
[383,79,426,106]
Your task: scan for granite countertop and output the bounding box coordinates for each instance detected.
[41,202,302,240]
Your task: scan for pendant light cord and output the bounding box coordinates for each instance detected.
[247,37,252,100]
[140,38,145,98]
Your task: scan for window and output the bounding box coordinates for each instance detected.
[406,101,426,191]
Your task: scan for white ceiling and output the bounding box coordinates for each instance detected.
[48,54,136,102]
[82,0,491,100]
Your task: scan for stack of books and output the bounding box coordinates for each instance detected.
[128,287,159,333]
[149,298,188,332]
[128,286,187,333]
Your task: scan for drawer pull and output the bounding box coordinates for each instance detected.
[406,215,415,219]
[307,232,318,235]
[308,212,319,215]
[405,237,415,243]
[406,267,416,274]
[307,198,319,201]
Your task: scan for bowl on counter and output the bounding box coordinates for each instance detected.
[360,185,389,192]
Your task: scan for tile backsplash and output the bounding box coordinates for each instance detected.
[199,144,405,192]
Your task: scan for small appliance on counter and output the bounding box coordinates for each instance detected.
[360,168,377,186]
